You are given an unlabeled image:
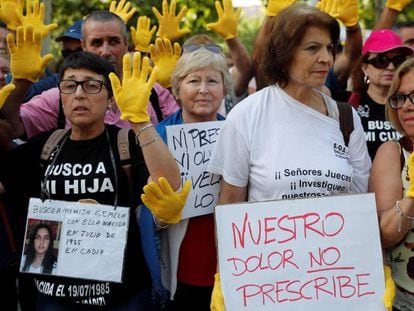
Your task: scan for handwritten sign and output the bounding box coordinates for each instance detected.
[20,198,129,283]
[166,121,223,219]
[215,194,385,310]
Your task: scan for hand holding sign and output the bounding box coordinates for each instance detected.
[142,177,191,224]
[211,273,225,311]
[383,265,395,311]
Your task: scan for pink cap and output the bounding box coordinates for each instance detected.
[362,29,414,56]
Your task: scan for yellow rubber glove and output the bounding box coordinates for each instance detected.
[152,0,191,42]
[316,0,359,27]
[131,16,157,53]
[7,26,53,82]
[109,52,158,123]
[406,151,414,197]
[149,38,181,88]
[109,0,137,24]
[383,265,396,311]
[0,84,15,109]
[266,0,296,17]
[386,0,412,11]
[141,177,191,224]
[211,273,225,311]
[0,0,23,30]
[17,0,57,39]
[206,0,241,40]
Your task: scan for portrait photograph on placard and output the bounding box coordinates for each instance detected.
[20,218,62,275]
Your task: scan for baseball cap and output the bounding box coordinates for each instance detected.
[362,29,414,56]
[55,20,83,42]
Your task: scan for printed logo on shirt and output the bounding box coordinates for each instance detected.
[357,104,370,118]
[333,143,349,160]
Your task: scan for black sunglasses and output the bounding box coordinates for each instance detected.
[182,44,223,54]
[364,54,407,69]
[389,92,414,109]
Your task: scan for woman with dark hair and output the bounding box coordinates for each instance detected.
[22,223,56,274]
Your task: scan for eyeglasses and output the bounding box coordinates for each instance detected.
[389,92,414,109]
[182,44,223,54]
[364,54,407,69]
[58,79,107,94]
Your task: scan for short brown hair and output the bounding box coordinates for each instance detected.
[260,3,339,87]
[386,58,414,135]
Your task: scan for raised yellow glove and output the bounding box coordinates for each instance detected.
[131,16,157,53]
[316,0,358,27]
[383,265,396,311]
[211,273,225,311]
[109,0,137,24]
[149,38,181,88]
[152,0,191,42]
[17,0,57,39]
[266,0,296,17]
[141,177,191,224]
[206,0,241,40]
[109,52,158,123]
[7,26,53,82]
[0,0,23,30]
[0,83,15,109]
[386,0,412,11]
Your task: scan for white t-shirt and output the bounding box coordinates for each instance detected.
[208,85,371,202]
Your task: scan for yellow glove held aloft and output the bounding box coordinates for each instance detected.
[141,177,191,224]
[109,0,137,24]
[0,0,23,30]
[17,0,57,39]
[406,151,414,197]
[149,38,181,88]
[109,52,158,123]
[383,265,396,310]
[131,16,157,53]
[386,0,412,11]
[0,83,15,109]
[316,0,359,27]
[266,0,296,17]
[206,0,241,40]
[152,0,191,42]
[211,273,225,311]
[7,26,53,82]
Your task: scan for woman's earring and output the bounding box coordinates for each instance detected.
[364,75,370,85]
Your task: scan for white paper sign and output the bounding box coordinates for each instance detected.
[215,194,385,311]
[166,121,223,219]
[20,198,129,283]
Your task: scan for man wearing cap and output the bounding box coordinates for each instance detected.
[349,29,414,159]
[55,20,83,57]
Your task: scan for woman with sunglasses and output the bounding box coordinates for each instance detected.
[350,29,413,160]
[370,57,414,310]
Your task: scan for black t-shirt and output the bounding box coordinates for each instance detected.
[0,125,151,307]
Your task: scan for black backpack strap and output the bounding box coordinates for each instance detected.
[40,129,69,162]
[150,89,163,122]
[336,101,354,147]
[57,97,66,129]
[117,128,133,197]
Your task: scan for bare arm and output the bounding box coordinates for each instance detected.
[226,37,253,98]
[131,122,180,191]
[218,178,247,204]
[375,7,399,29]
[369,141,414,248]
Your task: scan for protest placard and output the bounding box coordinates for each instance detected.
[166,121,223,219]
[20,198,129,283]
[215,193,385,310]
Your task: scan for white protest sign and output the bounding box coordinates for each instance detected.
[166,121,223,219]
[20,198,129,283]
[215,193,385,311]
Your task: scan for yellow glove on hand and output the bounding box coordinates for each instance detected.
[109,52,158,123]
[386,0,412,11]
[211,273,225,311]
[141,177,191,224]
[266,0,296,17]
[0,83,15,109]
[131,16,157,53]
[17,0,57,39]
[109,0,137,24]
[149,38,181,88]
[383,265,396,311]
[406,151,414,197]
[7,26,53,82]
[316,0,359,27]
[152,0,191,42]
[206,0,241,40]
[0,0,23,30]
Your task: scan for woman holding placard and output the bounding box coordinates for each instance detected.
[143,45,232,310]
[370,57,414,310]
